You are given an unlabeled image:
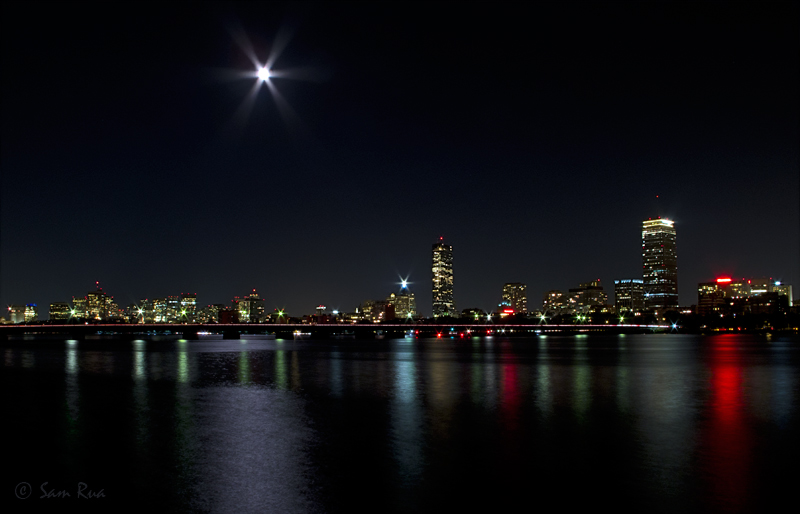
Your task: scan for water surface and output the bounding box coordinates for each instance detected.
[3,334,798,512]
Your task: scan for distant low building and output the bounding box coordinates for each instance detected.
[71,296,87,320]
[542,281,608,316]
[219,308,239,324]
[542,290,569,316]
[8,305,26,324]
[698,280,728,316]
[86,283,116,321]
[24,304,38,322]
[387,289,417,319]
[773,283,793,307]
[49,302,71,321]
[615,279,644,316]
[568,280,608,314]
[697,277,792,316]
[233,289,265,323]
[461,308,486,320]
[181,293,198,322]
[360,299,395,322]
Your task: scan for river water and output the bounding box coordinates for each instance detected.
[2,334,798,512]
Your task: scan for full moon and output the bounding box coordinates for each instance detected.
[257,67,271,81]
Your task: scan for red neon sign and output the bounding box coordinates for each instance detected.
[716,278,732,283]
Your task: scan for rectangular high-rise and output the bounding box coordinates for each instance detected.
[502,283,527,313]
[642,218,678,313]
[614,279,644,315]
[432,239,456,317]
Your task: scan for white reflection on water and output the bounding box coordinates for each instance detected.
[66,342,79,376]
[132,340,149,448]
[330,350,343,397]
[392,345,424,486]
[21,350,35,368]
[394,349,417,404]
[470,349,482,403]
[535,363,552,415]
[772,365,794,428]
[188,386,319,513]
[133,340,146,380]
[65,341,80,435]
[482,340,498,408]
[630,345,696,505]
[572,339,590,417]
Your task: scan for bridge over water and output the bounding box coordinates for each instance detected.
[0,322,672,341]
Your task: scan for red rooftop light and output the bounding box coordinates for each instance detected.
[717,278,732,283]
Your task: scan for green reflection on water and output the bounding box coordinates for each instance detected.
[275,350,287,390]
[573,364,590,418]
[239,350,251,384]
[177,340,189,383]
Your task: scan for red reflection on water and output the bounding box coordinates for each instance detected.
[704,337,752,511]
[502,362,520,419]
[501,361,522,440]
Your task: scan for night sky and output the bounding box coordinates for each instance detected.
[2,1,798,317]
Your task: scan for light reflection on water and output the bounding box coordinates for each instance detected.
[391,342,424,488]
[0,334,798,512]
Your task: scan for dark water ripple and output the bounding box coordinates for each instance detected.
[2,334,798,512]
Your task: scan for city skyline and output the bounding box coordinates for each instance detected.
[2,214,798,319]
[5,216,796,321]
[2,2,798,318]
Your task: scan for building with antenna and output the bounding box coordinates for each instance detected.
[432,238,456,317]
[642,218,678,313]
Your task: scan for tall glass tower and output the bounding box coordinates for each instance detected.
[432,239,456,317]
[642,218,678,313]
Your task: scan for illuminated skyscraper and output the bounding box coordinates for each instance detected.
[642,218,678,312]
[432,239,456,317]
[501,283,527,313]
